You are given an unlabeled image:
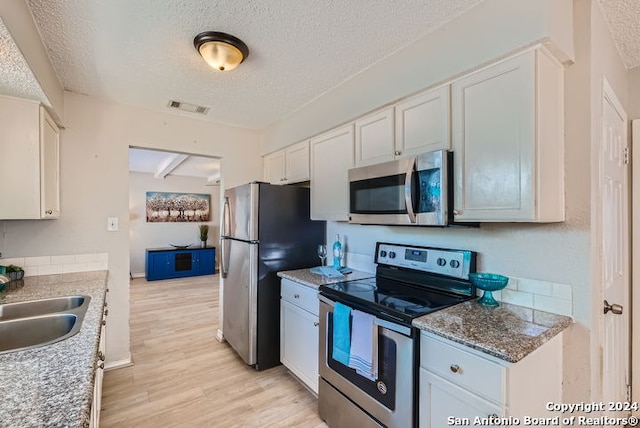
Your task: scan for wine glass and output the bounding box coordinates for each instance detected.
[317,244,327,266]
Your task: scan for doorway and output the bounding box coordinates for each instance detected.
[128,147,222,277]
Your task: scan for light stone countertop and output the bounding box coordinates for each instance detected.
[413,300,573,363]
[277,267,374,289]
[0,271,109,428]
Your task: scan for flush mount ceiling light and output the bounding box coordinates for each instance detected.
[194,31,249,72]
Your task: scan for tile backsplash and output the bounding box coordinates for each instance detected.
[0,253,108,277]
[485,276,573,317]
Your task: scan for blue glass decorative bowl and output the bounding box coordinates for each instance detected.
[468,273,509,307]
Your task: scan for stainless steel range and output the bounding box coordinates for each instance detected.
[318,242,477,428]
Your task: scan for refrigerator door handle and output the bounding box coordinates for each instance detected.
[221,238,228,278]
[222,196,230,237]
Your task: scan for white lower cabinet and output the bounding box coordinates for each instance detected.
[419,332,563,427]
[280,278,319,394]
[90,305,107,428]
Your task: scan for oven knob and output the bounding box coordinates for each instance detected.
[389,251,396,259]
[437,258,447,266]
[380,250,387,258]
[450,260,460,268]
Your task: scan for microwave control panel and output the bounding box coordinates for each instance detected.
[376,243,472,280]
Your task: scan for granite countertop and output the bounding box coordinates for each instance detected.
[413,300,573,363]
[0,271,109,428]
[277,267,375,289]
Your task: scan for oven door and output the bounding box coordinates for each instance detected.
[318,297,416,428]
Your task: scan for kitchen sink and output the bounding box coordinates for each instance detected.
[0,313,80,353]
[0,295,89,321]
[0,295,91,354]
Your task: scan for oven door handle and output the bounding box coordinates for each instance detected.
[404,157,417,224]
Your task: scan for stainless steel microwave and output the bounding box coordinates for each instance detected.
[348,150,451,226]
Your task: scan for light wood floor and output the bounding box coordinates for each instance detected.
[100,274,328,427]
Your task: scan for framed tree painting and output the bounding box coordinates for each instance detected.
[146,192,210,222]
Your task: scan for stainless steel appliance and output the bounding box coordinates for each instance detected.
[348,150,451,226]
[221,182,325,370]
[318,242,476,427]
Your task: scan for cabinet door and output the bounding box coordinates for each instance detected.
[395,85,450,157]
[451,52,536,222]
[0,97,41,219]
[264,149,286,184]
[280,299,319,393]
[354,107,395,167]
[40,107,60,218]
[420,369,503,428]
[285,140,310,183]
[195,248,215,274]
[146,252,173,280]
[310,124,354,221]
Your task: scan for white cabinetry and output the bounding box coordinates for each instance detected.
[451,48,564,222]
[395,85,450,157]
[264,140,310,184]
[310,125,354,220]
[0,95,60,219]
[419,332,562,427]
[354,86,450,168]
[280,278,319,394]
[90,303,107,428]
[354,107,394,167]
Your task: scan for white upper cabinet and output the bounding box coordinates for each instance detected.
[354,86,450,168]
[0,96,60,219]
[310,124,354,221]
[264,149,286,184]
[354,107,394,167]
[395,85,450,157]
[451,48,564,222]
[263,140,310,185]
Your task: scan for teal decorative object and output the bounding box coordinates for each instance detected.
[469,273,509,307]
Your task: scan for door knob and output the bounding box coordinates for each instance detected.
[603,300,623,315]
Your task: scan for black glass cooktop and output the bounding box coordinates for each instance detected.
[320,276,470,325]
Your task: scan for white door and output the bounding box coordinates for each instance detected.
[633,120,640,411]
[601,78,629,409]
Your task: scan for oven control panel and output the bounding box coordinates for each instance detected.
[376,243,473,279]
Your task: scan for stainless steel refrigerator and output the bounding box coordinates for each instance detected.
[220,182,325,370]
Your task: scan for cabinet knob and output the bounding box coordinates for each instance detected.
[98,362,105,370]
[453,209,462,216]
[294,294,300,299]
[314,321,319,327]
[104,309,109,317]
[98,351,105,361]
[102,320,107,326]
[45,210,53,215]
[394,150,401,156]
[450,364,460,373]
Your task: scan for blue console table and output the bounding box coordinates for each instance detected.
[145,246,216,281]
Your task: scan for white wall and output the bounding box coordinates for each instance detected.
[261,0,574,154]
[0,92,262,366]
[129,171,220,276]
[628,67,640,119]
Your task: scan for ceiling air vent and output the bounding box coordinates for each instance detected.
[167,100,210,115]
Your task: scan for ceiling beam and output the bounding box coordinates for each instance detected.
[155,153,188,179]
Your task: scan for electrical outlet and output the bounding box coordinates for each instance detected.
[107,217,119,232]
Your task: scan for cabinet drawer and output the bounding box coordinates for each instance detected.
[281,279,319,315]
[420,333,505,403]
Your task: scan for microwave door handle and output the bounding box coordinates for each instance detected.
[404,158,417,223]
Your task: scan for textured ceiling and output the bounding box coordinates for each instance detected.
[598,0,640,69]
[0,18,48,104]
[25,0,485,130]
